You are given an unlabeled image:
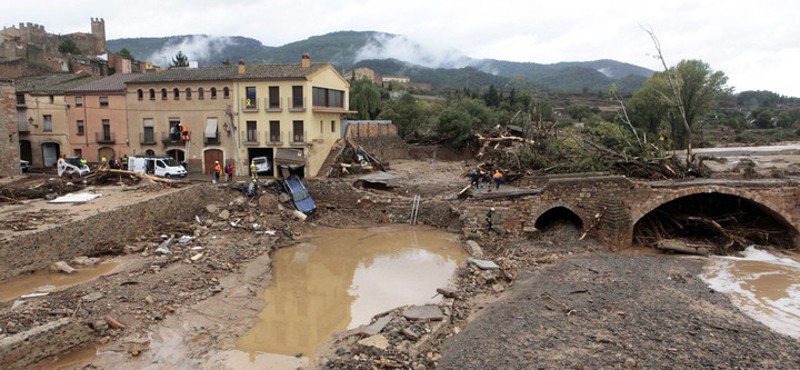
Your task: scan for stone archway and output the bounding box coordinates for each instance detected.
[535,206,584,231]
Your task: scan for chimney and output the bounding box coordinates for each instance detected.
[301,53,310,69]
[238,59,245,75]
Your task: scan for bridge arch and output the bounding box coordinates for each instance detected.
[630,186,800,247]
[532,203,586,232]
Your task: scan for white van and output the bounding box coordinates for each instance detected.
[251,156,271,174]
[129,156,187,178]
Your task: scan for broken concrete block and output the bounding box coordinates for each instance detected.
[403,305,444,321]
[357,334,389,350]
[402,327,421,341]
[82,292,103,302]
[467,258,499,270]
[463,240,484,258]
[218,209,230,220]
[362,315,392,336]
[292,210,308,221]
[51,261,76,274]
[71,256,101,267]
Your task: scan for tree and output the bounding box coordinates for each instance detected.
[118,48,135,61]
[437,108,473,148]
[348,77,382,120]
[222,58,232,66]
[483,84,500,107]
[776,111,792,128]
[171,51,189,67]
[57,37,81,55]
[378,93,425,138]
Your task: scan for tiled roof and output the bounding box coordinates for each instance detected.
[15,73,102,94]
[127,62,330,84]
[67,73,144,93]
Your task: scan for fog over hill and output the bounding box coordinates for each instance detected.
[108,31,652,93]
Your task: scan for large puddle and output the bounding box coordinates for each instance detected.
[0,261,118,302]
[701,246,800,338]
[235,224,466,361]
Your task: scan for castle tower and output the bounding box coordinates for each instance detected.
[91,18,106,54]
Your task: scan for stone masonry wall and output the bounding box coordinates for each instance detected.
[0,185,221,282]
[0,79,19,178]
[0,318,93,370]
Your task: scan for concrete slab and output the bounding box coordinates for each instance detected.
[403,305,443,321]
[362,315,392,336]
[467,258,500,270]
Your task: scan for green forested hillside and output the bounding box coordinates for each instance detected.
[108,31,652,93]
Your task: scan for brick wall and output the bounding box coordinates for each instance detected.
[0,185,224,282]
[349,122,398,138]
[0,318,93,370]
[0,79,19,178]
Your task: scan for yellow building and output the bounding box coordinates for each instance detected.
[124,54,353,177]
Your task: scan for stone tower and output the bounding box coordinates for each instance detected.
[91,18,106,54]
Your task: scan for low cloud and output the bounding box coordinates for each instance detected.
[354,33,473,69]
[146,35,234,67]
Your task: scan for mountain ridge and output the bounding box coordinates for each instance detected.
[107,30,653,93]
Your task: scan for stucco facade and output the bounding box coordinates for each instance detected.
[66,73,141,162]
[125,76,234,174]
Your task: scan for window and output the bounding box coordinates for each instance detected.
[246,121,258,142]
[102,119,111,141]
[143,118,154,143]
[331,120,336,133]
[185,88,192,100]
[16,94,25,105]
[312,87,344,108]
[293,120,304,142]
[73,149,82,158]
[137,89,144,100]
[75,96,83,107]
[292,86,303,108]
[161,88,167,100]
[173,88,180,100]
[269,120,280,142]
[43,115,52,132]
[99,96,109,107]
[210,88,217,99]
[77,120,85,136]
[223,87,230,99]
[198,88,204,100]
[245,86,257,109]
[149,89,155,100]
[269,86,280,108]
[49,95,54,104]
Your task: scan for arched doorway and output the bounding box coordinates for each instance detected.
[203,149,223,174]
[98,147,115,162]
[41,142,60,167]
[145,149,155,156]
[19,140,32,163]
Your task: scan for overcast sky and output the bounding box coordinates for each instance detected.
[5,0,799,97]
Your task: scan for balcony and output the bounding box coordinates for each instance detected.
[290,130,306,144]
[288,97,306,112]
[17,119,29,133]
[204,131,221,145]
[242,130,261,146]
[95,132,116,144]
[266,98,282,112]
[241,97,259,113]
[161,131,187,145]
[266,130,283,145]
[140,132,157,145]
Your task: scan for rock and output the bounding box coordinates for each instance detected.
[463,240,484,258]
[357,334,390,350]
[218,209,230,220]
[144,296,154,305]
[206,204,219,213]
[83,292,103,302]
[11,300,25,310]
[467,258,499,270]
[72,256,101,267]
[624,357,637,368]
[402,327,420,341]
[403,305,444,321]
[51,261,76,274]
[479,270,496,283]
[91,320,109,332]
[436,288,459,299]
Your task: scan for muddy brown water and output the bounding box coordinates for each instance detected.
[0,262,118,302]
[701,247,800,338]
[235,224,466,361]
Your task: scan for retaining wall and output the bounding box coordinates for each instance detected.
[0,184,219,282]
[0,318,93,370]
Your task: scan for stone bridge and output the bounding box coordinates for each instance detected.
[475,174,800,249]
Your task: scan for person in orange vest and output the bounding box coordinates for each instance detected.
[213,161,221,183]
[492,169,503,190]
[181,124,190,141]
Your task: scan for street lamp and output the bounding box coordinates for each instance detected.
[27,117,38,128]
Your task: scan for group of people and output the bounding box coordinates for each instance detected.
[212,161,235,183]
[169,123,190,143]
[99,155,128,170]
[470,168,504,192]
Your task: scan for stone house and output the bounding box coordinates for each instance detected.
[0,79,20,177]
[15,73,100,167]
[65,73,142,162]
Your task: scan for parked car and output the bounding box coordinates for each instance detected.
[251,156,272,174]
[20,160,30,172]
[282,175,316,214]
